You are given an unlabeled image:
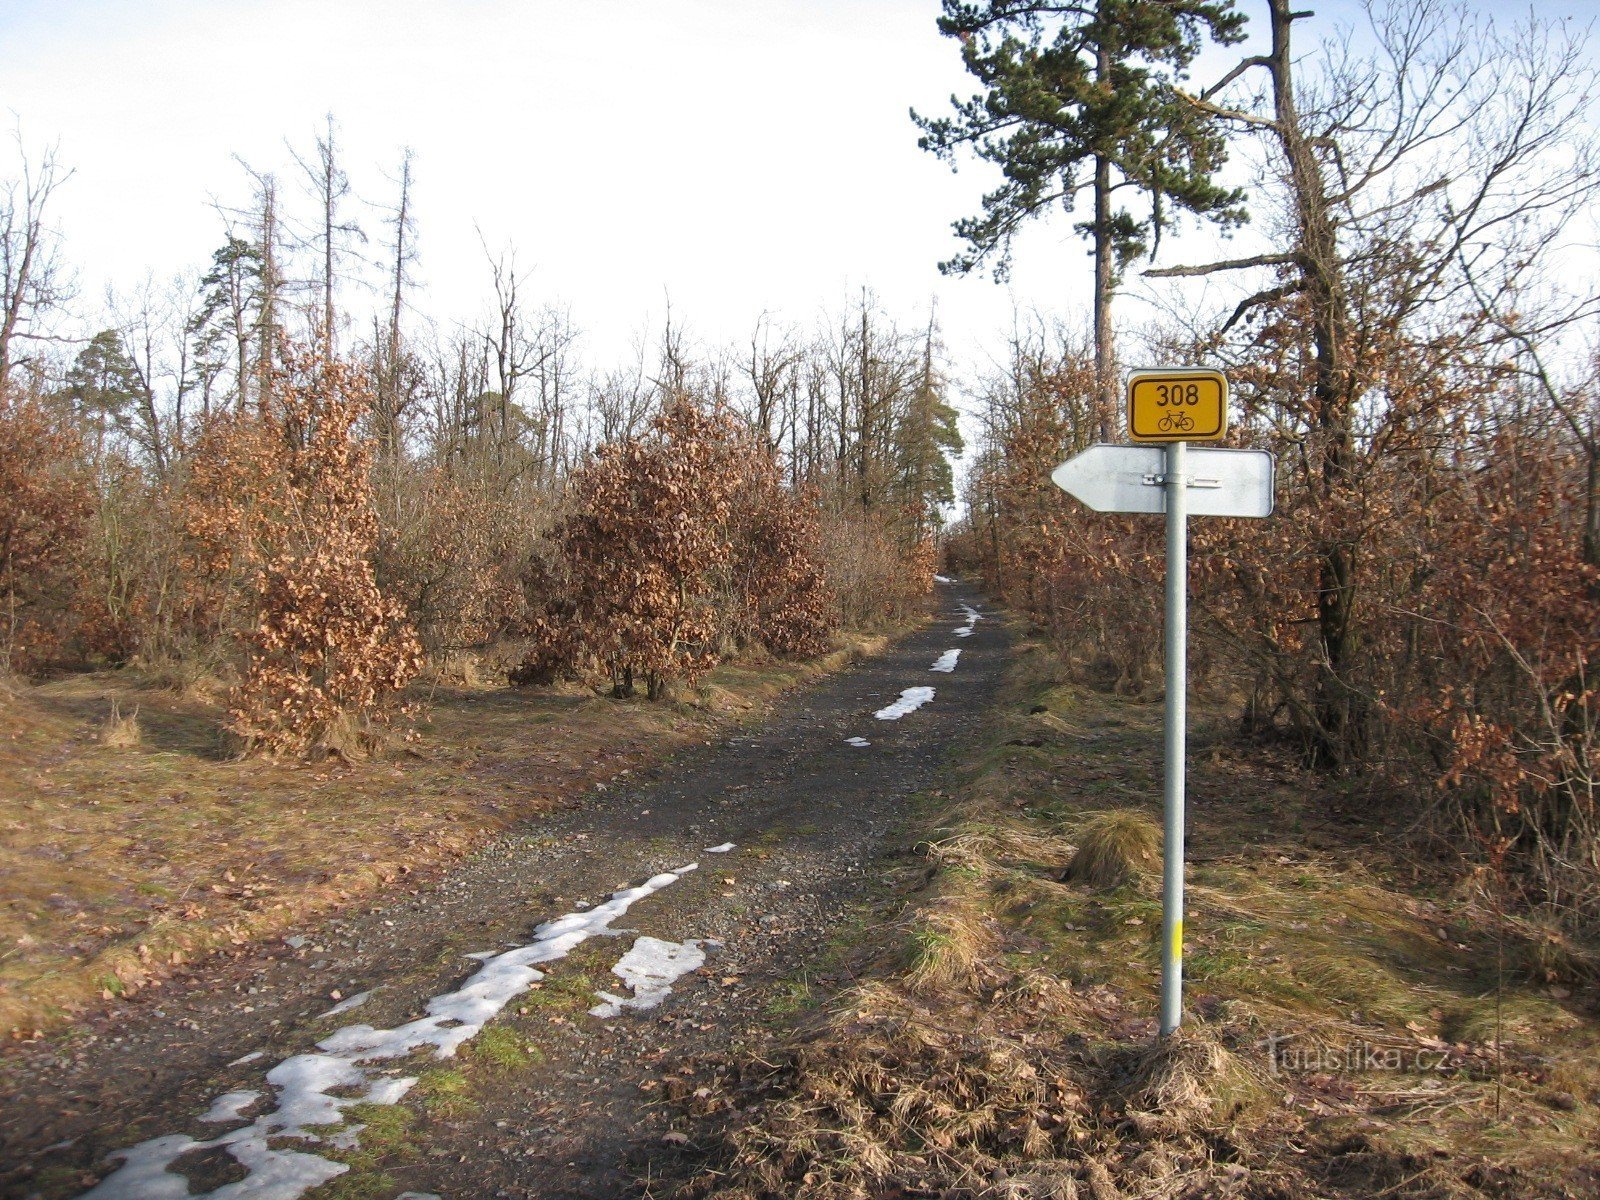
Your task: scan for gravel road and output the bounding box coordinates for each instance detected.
[0,583,1008,1200]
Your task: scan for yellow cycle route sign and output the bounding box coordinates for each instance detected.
[1127,368,1228,443]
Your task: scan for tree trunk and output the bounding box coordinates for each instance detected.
[1093,150,1115,443]
[256,178,280,417]
[1584,420,1600,571]
[1091,17,1116,442]
[1267,0,1362,768]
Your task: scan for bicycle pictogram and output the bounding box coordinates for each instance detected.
[1157,410,1195,433]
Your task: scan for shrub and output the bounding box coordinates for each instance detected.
[523,401,740,699]
[0,389,93,673]
[180,345,423,757]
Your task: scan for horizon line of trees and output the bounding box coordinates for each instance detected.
[0,118,964,755]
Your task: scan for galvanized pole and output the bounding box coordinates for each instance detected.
[1160,439,1188,1037]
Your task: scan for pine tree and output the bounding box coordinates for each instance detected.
[189,235,262,414]
[893,325,963,535]
[914,0,1247,431]
[60,329,141,450]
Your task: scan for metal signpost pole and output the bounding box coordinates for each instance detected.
[1052,368,1269,1039]
[1160,439,1187,1037]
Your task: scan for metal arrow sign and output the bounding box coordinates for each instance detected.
[1051,425,1274,1039]
[1050,444,1274,518]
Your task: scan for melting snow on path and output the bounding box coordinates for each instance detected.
[704,842,736,853]
[197,1092,259,1124]
[875,686,936,720]
[844,736,871,747]
[933,574,954,583]
[589,936,706,1018]
[78,863,700,1200]
[954,603,982,637]
[930,649,961,673]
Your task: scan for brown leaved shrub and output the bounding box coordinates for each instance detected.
[177,345,423,757]
[0,389,94,674]
[518,402,838,697]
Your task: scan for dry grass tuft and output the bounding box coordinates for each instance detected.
[133,652,231,701]
[1291,948,1429,1028]
[927,822,1075,877]
[695,984,1086,1199]
[906,881,1000,995]
[425,650,489,688]
[984,1159,1083,1199]
[1062,809,1160,889]
[694,683,755,714]
[98,699,142,748]
[1121,1026,1261,1136]
[1504,909,1600,986]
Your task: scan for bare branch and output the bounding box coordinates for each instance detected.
[1145,252,1296,279]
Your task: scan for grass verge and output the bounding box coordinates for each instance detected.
[671,637,1600,1199]
[0,629,893,1040]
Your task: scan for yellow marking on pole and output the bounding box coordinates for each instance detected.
[1170,917,1183,962]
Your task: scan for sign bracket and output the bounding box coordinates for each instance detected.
[1143,474,1221,489]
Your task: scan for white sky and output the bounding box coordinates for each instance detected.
[3,0,1597,416]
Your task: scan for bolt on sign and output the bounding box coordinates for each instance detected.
[1127,368,1228,443]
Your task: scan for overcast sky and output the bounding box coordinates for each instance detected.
[3,0,1597,405]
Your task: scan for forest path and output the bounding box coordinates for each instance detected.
[1,583,1009,1200]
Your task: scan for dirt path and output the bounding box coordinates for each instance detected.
[0,584,1008,1200]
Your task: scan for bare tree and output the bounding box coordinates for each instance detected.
[477,235,550,467]
[290,114,364,359]
[110,273,202,474]
[0,133,74,388]
[372,148,419,458]
[1148,0,1600,763]
[742,313,801,456]
[590,334,656,447]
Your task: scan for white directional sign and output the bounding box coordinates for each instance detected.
[1050,444,1274,518]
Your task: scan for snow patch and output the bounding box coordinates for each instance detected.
[875,686,936,721]
[933,573,953,583]
[77,864,699,1200]
[930,649,961,673]
[227,1051,263,1067]
[318,988,375,1019]
[198,1091,259,1124]
[844,736,871,747]
[589,936,706,1018]
[703,842,736,853]
[954,603,982,637]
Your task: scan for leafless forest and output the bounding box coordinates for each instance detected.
[0,112,965,740]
